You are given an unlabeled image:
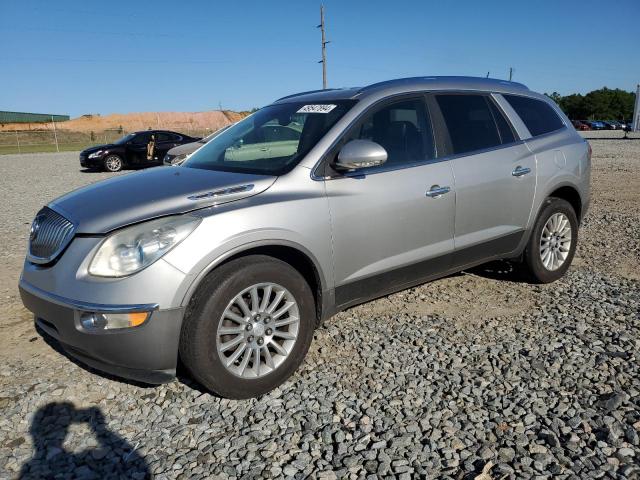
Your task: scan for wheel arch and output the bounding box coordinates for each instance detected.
[547,184,583,223]
[181,241,328,326]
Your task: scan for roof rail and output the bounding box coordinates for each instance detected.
[275,88,341,101]
[358,76,529,94]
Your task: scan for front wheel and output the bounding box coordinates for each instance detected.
[103,155,123,172]
[179,255,316,399]
[524,197,578,283]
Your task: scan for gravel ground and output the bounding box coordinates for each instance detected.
[0,138,639,479]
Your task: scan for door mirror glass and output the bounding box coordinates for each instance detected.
[334,139,387,170]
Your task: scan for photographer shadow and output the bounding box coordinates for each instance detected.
[19,402,150,479]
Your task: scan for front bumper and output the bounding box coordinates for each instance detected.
[19,280,184,384]
[79,153,104,168]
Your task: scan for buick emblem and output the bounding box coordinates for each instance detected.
[30,216,43,242]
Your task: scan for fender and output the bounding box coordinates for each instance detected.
[516,180,585,257]
[177,238,330,312]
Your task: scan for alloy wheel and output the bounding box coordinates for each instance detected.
[539,212,572,271]
[216,282,300,379]
[105,156,122,172]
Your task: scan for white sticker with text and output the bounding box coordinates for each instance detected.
[297,104,337,114]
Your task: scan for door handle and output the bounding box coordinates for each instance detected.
[425,185,451,198]
[512,166,531,177]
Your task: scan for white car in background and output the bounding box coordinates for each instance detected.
[163,124,235,166]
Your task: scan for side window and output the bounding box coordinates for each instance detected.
[262,125,301,142]
[346,98,435,167]
[155,132,171,142]
[503,95,565,136]
[435,94,503,155]
[131,133,150,144]
[279,127,301,141]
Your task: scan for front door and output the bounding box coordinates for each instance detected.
[126,132,151,164]
[324,96,457,309]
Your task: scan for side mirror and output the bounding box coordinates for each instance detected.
[334,140,387,170]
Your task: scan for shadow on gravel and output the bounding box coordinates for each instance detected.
[466,259,533,283]
[19,402,150,479]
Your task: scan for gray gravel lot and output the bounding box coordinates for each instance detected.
[0,137,639,479]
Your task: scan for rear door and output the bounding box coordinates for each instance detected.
[430,93,536,266]
[154,132,180,162]
[324,96,456,309]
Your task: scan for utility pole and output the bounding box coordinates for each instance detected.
[633,84,640,132]
[318,5,329,89]
[508,67,514,82]
[51,116,59,152]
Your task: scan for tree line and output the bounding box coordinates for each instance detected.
[545,87,636,121]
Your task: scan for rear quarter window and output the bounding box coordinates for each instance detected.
[503,95,565,137]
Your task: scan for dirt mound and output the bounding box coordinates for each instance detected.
[0,110,246,133]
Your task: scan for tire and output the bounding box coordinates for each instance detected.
[103,155,123,172]
[179,255,316,399]
[524,197,578,283]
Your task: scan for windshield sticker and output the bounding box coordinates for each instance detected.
[297,104,337,114]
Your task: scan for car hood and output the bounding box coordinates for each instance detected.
[49,166,277,234]
[81,144,116,154]
[166,141,202,157]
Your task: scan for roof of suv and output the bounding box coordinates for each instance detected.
[274,76,530,104]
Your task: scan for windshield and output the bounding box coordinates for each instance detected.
[198,124,233,144]
[184,100,355,175]
[113,133,136,145]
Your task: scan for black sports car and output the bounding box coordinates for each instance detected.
[80,130,200,172]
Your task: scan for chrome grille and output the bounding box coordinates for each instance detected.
[27,207,76,264]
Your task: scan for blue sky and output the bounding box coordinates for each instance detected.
[1,0,638,117]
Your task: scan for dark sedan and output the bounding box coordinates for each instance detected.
[80,130,200,172]
[571,120,590,131]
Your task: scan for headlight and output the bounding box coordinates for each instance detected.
[88,150,103,159]
[171,154,188,165]
[89,216,200,277]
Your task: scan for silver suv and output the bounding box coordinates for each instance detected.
[20,77,591,398]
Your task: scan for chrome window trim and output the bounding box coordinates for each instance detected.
[26,206,78,265]
[20,280,159,313]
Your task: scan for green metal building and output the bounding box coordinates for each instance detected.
[0,111,70,124]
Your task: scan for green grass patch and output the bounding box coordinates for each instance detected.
[0,144,90,155]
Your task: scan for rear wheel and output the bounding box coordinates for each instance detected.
[179,255,315,399]
[524,197,578,283]
[104,155,123,172]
